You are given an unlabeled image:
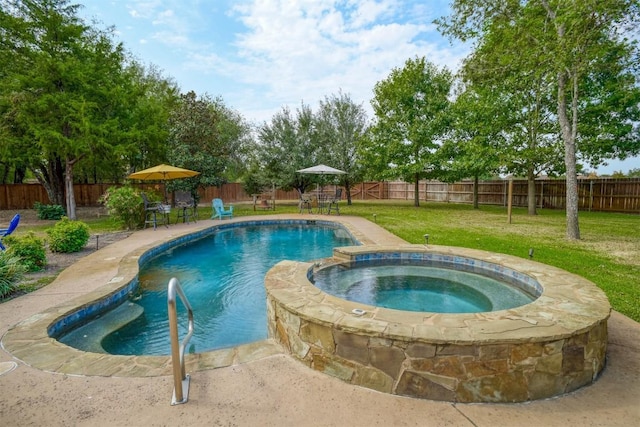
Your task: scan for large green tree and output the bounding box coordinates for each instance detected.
[256,103,319,195]
[165,91,251,201]
[0,0,176,218]
[464,71,561,215]
[363,57,453,207]
[314,91,368,205]
[438,0,640,239]
[436,84,506,209]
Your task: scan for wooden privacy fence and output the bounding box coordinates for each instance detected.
[1,178,639,214]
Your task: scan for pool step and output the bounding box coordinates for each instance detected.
[60,302,144,353]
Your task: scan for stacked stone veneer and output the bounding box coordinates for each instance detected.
[265,245,611,403]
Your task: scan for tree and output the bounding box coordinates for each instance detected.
[459,34,564,215]
[0,0,176,218]
[256,103,319,195]
[104,63,179,183]
[165,91,251,201]
[438,0,640,239]
[436,84,506,209]
[314,91,369,205]
[363,57,453,207]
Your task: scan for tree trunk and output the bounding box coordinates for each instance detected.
[527,167,537,215]
[345,180,353,205]
[65,157,77,220]
[473,175,479,209]
[32,156,65,206]
[413,173,420,207]
[557,70,580,240]
[544,3,580,240]
[13,165,26,183]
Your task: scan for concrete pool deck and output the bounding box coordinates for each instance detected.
[0,215,638,426]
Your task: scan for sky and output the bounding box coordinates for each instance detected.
[77,0,639,175]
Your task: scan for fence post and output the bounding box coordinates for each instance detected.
[507,179,514,223]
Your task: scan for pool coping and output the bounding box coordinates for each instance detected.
[1,215,404,377]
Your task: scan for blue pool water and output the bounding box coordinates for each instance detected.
[65,223,355,356]
[312,264,536,313]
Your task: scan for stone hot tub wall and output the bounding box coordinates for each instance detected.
[264,245,611,403]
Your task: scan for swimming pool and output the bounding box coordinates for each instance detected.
[1,216,610,403]
[58,222,357,356]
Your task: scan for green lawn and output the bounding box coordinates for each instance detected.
[12,200,640,322]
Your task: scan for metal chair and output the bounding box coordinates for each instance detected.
[299,193,313,213]
[175,191,196,224]
[0,214,20,250]
[326,188,342,215]
[141,193,168,229]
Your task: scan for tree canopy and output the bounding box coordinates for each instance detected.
[0,0,178,218]
[362,57,453,206]
[312,91,368,204]
[165,91,252,201]
[438,0,640,238]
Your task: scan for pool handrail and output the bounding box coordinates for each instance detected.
[167,277,194,405]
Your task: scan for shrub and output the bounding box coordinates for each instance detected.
[34,202,66,220]
[0,251,26,299]
[4,232,47,272]
[100,186,146,230]
[46,217,90,253]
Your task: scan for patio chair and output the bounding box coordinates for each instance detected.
[211,198,233,220]
[0,214,20,250]
[299,193,313,213]
[175,190,197,224]
[141,193,168,230]
[326,188,342,215]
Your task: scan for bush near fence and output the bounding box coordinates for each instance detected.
[0,179,638,214]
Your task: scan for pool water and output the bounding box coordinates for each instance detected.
[312,264,535,313]
[64,224,355,356]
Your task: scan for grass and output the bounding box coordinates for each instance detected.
[9,200,640,322]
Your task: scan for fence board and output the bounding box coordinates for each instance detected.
[1,178,639,214]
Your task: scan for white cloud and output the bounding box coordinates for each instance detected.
[205,0,466,121]
[80,0,468,123]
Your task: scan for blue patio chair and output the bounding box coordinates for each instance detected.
[211,198,233,220]
[0,214,21,250]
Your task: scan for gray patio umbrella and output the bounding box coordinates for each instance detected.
[297,164,346,193]
[296,164,346,175]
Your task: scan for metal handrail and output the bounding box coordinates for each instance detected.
[167,277,194,405]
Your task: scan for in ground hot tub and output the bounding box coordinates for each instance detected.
[312,258,538,313]
[264,245,610,403]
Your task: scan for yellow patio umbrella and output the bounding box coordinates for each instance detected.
[128,164,200,180]
[128,164,200,202]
